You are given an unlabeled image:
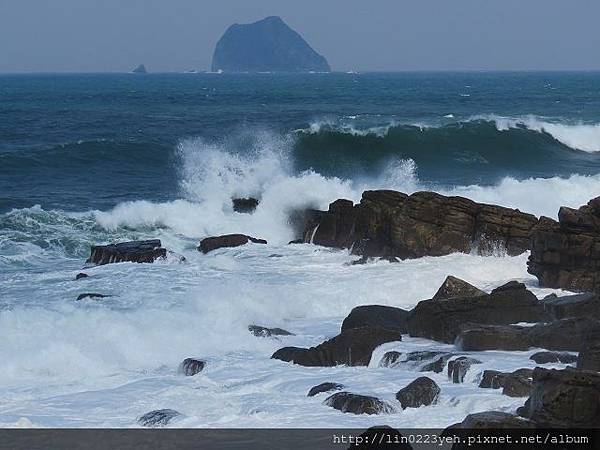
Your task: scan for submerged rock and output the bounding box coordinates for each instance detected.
[179,358,206,376]
[324,392,394,415]
[248,325,294,337]
[307,382,344,397]
[75,272,89,280]
[341,305,409,333]
[378,351,403,368]
[76,293,108,301]
[271,327,402,367]
[198,234,267,253]
[395,377,440,409]
[212,16,330,73]
[447,356,482,383]
[528,197,600,293]
[137,409,180,427]
[432,276,486,300]
[87,239,166,265]
[232,197,259,214]
[530,351,578,365]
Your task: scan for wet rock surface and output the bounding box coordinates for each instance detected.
[447,356,482,383]
[530,351,578,365]
[432,276,487,300]
[395,376,440,409]
[341,305,409,333]
[179,358,206,376]
[198,234,267,253]
[324,392,394,415]
[232,197,259,213]
[87,239,167,265]
[76,293,109,301]
[137,409,181,427]
[248,325,294,337]
[307,382,345,397]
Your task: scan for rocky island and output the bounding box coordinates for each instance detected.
[211,16,330,73]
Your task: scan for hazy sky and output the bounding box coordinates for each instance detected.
[1,0,599,72]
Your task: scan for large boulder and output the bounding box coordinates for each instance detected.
[211,16,330,73]
[432,276,486,300]
[543,292,600,320]
[232,197,259,214]
[519,367,600,427]
[530,351,578,365]
[479,368,534,396]
[341,305,409,333]
[395,377,440,409]
[324,392,394,415]
[300,190,539,258]
[528,197,600,293]
[271,327,402,367]
[87,239,167,265]
[198,234,267,253]
[407,281,545,343]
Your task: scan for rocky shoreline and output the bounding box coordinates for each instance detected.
[79,189,600,431]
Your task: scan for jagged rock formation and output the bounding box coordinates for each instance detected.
[300,190,538,259]
[87,239,167,265]
[528,196,600,293]
[211,16,330,73]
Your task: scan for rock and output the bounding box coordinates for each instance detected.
[457,318,600,352]
[324,392,394,415]
[447,356,482,383]
[341,305,409,333]
[75,272,89,280]
[407,281,545,343]
[198,234,267,253]
[397,351,455,372]
[179,358,205,376]
[421,354,457,373]
[528,197,600,293]
[502,374,533,398]
[530,351,578,365]
[212,16,330,73]
[248,325,294,337]
[87,239,167,265]
[395,376,440,409]
[232,197,259,214]
[520,367,600,427]
[137,409,180,427]
[479,368,535,397]
[351,427,413,450]
[578,329,600,371]
[299,190,539,258]
[479,370,504,389]
[76,293,108,301]
[131,64,147,74]
[543,292,600,320]
[453,411,536,429]
[288,239,304,245]
[379,351,403,368]
[271,327,402,367]
[307,382,344,397]
[432,276,486,300]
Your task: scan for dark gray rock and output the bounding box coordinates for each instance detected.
[447,356,482,383]
[307,382,344,397]
[378,351,403,368]
[87,239,166,265]
[479,368,534,397]
[453,411,536,429]
[432,276,486,300]
[137,409,180,427]
[324,392,394,415]
[212,16,330,73]
[198,234,267,253]
[271,327,402,367]
[341,305,409,333]
[232,197,259,214]
[76,293,108,301]
[75,272,89,280]
[543,292,600,320]
[395,377,440,409]
[352,427,413,450]
[421,353,457,373]
[578,329,600,371]
[248,325,294,337]
[530,351,578,365]
[179,358,205,376]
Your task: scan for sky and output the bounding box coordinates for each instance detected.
[1,0,599,72]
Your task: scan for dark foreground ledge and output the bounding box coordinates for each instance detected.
[1,428,598,450]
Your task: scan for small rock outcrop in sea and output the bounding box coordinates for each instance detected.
[432,276,487,300]
[340,305,409,333]
[137,409,180,427]
[271,327,402,367]
[211,16,330,73]
[75,272,89,280]
[248,325,294,337]
[307,382,344,397]
[528,196,600,293]
[76,293,108,301]
[447,356,482,383]
[529,351,578,365]
[395,377,440,409]
[407,281,545,343]
[299,190,539,258]
[324,392,394,415]
[519,367,600,427]
[179,358,206,376]
[232,197,259,214]
[87,239,167,265]
[132,64,147,74]
[198,234,267,253]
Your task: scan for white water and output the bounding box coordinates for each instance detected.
[0,138,595,428]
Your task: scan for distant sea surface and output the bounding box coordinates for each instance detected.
[1,72,600,427]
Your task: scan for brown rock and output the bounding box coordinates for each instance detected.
[432,276,486,300]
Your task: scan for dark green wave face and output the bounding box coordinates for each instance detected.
[2,72,600,212]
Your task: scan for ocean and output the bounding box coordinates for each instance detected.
[1,72,600,427]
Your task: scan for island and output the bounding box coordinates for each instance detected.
[131,64,147,74]
[211,16,330,73]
